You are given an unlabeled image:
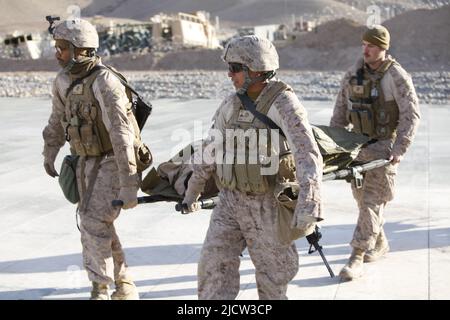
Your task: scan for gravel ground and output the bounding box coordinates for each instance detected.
[0,70,448,104]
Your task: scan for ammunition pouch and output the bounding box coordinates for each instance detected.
[347,102,376,137]
[66,120,113,157]
[375,100,399,139]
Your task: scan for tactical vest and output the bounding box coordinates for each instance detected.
[347,58,399,140]
[215,81,292,194]
[62,69,141,158]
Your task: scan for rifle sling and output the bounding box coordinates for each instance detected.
[236,93,286,138]
[65,65,142,99]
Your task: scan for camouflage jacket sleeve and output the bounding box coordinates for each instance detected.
[92,70,139,188]
[330,70,352,128]
[388,65,421,157]
[42,77,67,163]
[268,90,323,226]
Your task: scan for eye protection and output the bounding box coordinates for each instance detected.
[228,62,244,73]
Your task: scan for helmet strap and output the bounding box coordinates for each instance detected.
[237,66,252,95]
[237,66,275,95]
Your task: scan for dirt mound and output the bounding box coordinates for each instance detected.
[278,18,364,70]
[291,19,366,50]
[103,53,156,71]
[384,5,450,70]
[0,0,366,32]
[0,0,90,33]
[153,49,224,70]
[0,58,59,72]
[279,5,450,71]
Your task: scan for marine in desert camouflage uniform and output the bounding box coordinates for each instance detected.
[330,25,420,280]
[182,35,323,299]
[42,19,140,299]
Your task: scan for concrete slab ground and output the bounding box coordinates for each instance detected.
[0,97,449,300]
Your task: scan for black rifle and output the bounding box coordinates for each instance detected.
[306,226,335,278]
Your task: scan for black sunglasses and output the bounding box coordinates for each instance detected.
[228,62,244,73]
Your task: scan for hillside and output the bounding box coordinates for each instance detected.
[0,0,440,33]
[0,3,448,71]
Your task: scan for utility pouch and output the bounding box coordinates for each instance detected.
[234,163,250,192]
[218,163,236,189]
[376,108,390,125]
[67,125,86,156]
[376,126,389,139]
[348,110,363,133]
[247,164,267,193]
[274,182,315,245]
[359,109,375,136]
[348,101,375,137]
[58,155,80,204]
[350,80,371,99]
[80,124,101,156]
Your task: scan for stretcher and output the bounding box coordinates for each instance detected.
[111,126,391,277]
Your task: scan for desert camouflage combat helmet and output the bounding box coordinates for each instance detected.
[222,35,279,72]
[53,19,99,49]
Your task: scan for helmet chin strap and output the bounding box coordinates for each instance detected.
[237,67,252,95]
[237,66,276,95]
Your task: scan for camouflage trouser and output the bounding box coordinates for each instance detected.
[76,156,129,285]
[350,140,397,251]
[198,189,299,300]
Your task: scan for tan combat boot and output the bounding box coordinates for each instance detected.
[90,282,109,300]
[111,278,140,300]
[339,248,365,281]
[364,230,390,263]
